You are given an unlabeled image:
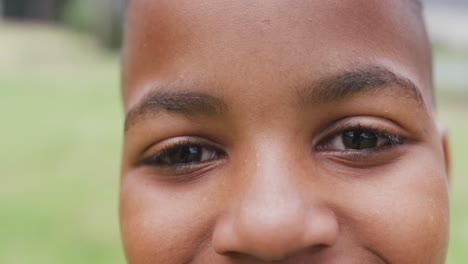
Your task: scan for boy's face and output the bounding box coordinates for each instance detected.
[120,0,450,263]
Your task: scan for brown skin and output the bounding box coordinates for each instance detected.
[120,0,450,263]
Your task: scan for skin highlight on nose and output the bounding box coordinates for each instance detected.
[211,150,340,261]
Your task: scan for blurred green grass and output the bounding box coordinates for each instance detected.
[0,23,466,263]
[438,96,468,264]
[0,23,125,263]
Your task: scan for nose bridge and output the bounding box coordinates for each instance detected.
[236,144,314,248]
[238,144,305,229]
[213,139,339,261]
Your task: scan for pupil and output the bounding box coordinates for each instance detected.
[342,130,378,150]
[168,145,202,164]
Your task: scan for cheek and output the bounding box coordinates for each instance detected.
[340,149,449,264]
[119,173,221,264]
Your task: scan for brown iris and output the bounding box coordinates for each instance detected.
[342,130,378,150]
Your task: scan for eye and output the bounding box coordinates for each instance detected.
[142,143,224,167]
[321,128,404,151]
[343,130,380,150]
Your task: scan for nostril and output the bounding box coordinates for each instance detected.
[213,204,340,260]
[221,250,287,262]
[309,243,330,253]
[221,251,246,259]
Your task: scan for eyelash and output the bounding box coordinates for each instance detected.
[140,124,406,169]
[316,123,405,152]
[140,138,225,167]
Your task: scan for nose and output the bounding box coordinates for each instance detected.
[212,148,339,261]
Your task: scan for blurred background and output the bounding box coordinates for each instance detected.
[0,0,466,263]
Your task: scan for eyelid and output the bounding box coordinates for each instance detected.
[138,136,226,165]
[318,127,404,153]
[313,116,409,149]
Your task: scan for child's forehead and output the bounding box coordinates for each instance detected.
[123,0,431,106]
[124,0,425,51]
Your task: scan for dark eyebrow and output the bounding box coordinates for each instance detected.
[125,90,228,131]
[125,67,426,131]
[297,66,426,108]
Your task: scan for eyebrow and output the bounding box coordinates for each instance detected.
[124,66,426,132]
[124,90,228,131]
[297,66,426,107]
